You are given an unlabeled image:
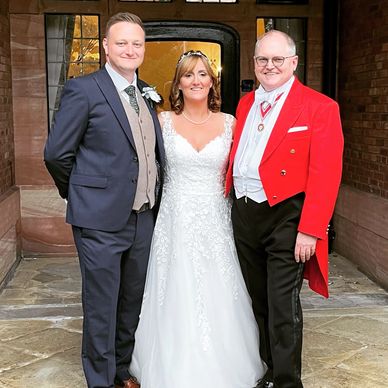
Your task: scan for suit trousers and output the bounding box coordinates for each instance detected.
[73,209,154,388]
[231,193,305,388]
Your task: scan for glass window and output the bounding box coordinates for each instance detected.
[256,18,306,83]
[256,0,308,4]
[119,0,171,2]
[45,14,100,126]
[186,0,237,2]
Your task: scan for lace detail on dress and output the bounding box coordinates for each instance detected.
[130,112,266,388]
[150,111,238,350]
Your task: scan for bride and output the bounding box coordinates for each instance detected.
[129,50,267,388]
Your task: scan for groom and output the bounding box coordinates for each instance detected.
[44,12,164,388]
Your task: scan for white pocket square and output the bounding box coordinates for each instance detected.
[288,126,308,133]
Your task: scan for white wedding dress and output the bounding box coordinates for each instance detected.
[130,111,266,388]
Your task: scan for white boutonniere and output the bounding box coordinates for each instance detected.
[141,86,162,106]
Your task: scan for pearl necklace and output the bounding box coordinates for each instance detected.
[182,110,212,125]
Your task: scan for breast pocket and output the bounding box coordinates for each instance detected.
[286,131,311,141]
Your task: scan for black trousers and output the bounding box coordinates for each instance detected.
[232,193,305,388]
[73,209,154,388]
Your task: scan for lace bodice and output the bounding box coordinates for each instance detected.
[160,111,234,197]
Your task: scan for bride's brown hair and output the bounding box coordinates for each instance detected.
[169,51,221,114]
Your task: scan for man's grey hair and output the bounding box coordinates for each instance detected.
[255,29,296,56]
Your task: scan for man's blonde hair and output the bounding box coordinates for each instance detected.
[105,12,145,37]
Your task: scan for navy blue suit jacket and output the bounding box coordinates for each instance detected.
[44,67,165,232]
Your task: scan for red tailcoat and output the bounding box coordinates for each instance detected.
[225,78,344,297]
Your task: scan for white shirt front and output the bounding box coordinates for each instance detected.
[105,62,138,104]
[233,76,295,203]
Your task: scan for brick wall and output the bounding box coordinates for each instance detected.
[0,0,14,197]
[335,0,388,291]
[0,0,20,288]
[338,0,388,199]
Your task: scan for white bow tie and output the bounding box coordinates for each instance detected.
[256,88,278,105]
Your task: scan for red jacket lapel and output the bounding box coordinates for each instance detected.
[260,78,304,165]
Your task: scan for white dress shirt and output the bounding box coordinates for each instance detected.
[105,62,138,103]
[233,76,295,203]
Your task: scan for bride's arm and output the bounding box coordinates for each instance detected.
[231,116,236,138]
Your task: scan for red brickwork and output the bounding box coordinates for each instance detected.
[338,0,388,199]
[0,0,14,197]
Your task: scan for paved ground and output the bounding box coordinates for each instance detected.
[0,253,388,387]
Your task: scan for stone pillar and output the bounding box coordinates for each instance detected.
[0,0,22,287]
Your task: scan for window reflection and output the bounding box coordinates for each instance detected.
[45,14,100,126]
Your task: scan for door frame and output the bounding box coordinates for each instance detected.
[144,21,240,115]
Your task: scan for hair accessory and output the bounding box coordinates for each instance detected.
[177,50,209,66]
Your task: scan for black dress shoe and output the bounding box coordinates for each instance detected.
[255,379,274,388]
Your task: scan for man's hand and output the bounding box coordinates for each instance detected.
[294,232,317,263]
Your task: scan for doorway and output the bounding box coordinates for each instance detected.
[141,21,240,115]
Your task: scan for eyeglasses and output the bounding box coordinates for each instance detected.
[254,55,295,67]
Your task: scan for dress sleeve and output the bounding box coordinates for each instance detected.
[224,113,236,139]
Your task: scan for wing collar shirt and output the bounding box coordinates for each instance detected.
[105,62,138,103]
[233,76,295,204]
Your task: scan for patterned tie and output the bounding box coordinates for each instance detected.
[124,85,139,115]
[260,101,272,119]
[259,92,284,120]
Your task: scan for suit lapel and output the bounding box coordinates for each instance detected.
[137,79,165,167]
[93,68,136,149]
[261,78,304,164]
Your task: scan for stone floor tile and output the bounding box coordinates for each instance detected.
[0,319,52,341]
[302,330,366,374]
[1,253,388,387]
[334,344,388,385]
[0,344,40,373]
[0,304,82,320]
[0,347,85,388]
[304,306,388,319]
[303,367,386,388]
[310,315,388,346]
[7,327,81,357]
[53,317,83,333]
[303,315,342,331]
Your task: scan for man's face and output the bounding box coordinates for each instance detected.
[103,21,145,81]
[254,33,298,91]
